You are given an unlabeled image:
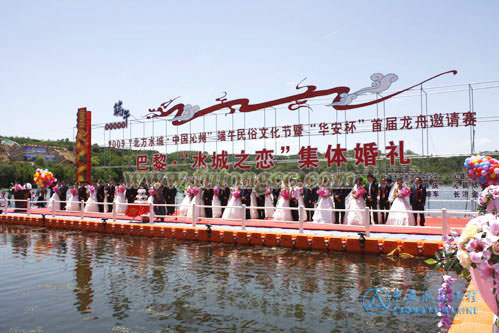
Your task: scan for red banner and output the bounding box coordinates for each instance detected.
[75,108,92,183]
[135,140,411,171]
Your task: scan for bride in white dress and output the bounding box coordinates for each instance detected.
[222,187,244,220]
[345,178,368,225]
[212,186,222,218]
[179,186,192,217]
[84,186,99,213]
[272,185,292,221]
[66,187,80,212]
[294,183,306,221]
[386,178,415,226]
[47,186,61,211]
[250,188,259,219]
[187,186,206,218]
[264,188,275,218]
[114,184,128,214]
[313,187,335,223]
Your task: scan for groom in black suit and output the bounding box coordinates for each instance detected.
[365,174,379,224]
[59,180,68,210]
[106,181,115,210]
[303,184,318,222]
[254,181,266,220]
[162,182,177,215]
[219,185,231,215]
[289,179,299,221]
[333,187,347,224]
[240,180,253,219]
[410,177,427,226]
[378,177,392,224]
[202,184,214,218]
[272,186,281,207]
[96,179,106,213]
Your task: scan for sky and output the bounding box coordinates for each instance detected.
[1,0,498,156]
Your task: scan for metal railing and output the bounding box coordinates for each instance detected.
[0,198,476,241]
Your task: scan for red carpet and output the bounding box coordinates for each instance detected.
[8,207,471,236]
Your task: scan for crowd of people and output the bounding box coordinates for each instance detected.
[3,174,428,226]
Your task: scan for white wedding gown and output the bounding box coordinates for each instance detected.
[212,192,222,218]
[47,192,60,211]
[179,190,192,217]
[345,185,368,225]
[272,190,292,221]
[386,186,415,226]
[264,193,275,218]
[84,191,99,213]
[187,189,206,218]
[114,190,128,214]
[222,192,244,220]
[250,191,259,219]
[66,191,81,212]
[313,189,335,224]
[103,195,109,213]
[295,187,305,221]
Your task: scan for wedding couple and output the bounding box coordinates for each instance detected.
[222,185,277,220]
[344,177,415,226]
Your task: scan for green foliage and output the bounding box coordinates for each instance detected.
[0,162,37,188]
[424,258,437,265]
[35,155,46,167]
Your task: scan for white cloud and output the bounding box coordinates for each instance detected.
[476,137,492,151]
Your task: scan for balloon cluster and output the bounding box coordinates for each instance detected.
[33,168,56,189]
[464,155,499,185]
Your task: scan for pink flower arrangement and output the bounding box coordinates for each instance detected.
[12,184,25,192]
[400,187,410,198]
[317,188,329,198]
[88,186,95,193]
[427,215,499,331]
[213,186,219,196]
[354,187,366,199]
[437,275,458,331]
[280,189,289,200]
[188,187,199,197]
[479,185,499,208]
[265,188,272,196]
[117,185,126,193]
[232,190,241,198]
[148,189,156,196]
[457,218,498,272]
[53,186,60,194]
[70,188,77,196]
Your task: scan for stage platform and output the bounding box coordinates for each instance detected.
[1,207,470,241]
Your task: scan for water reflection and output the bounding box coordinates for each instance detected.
[73,236,93,314]
[0,225,467,332]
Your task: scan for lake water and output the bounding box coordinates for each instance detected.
[0,224,467,332]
